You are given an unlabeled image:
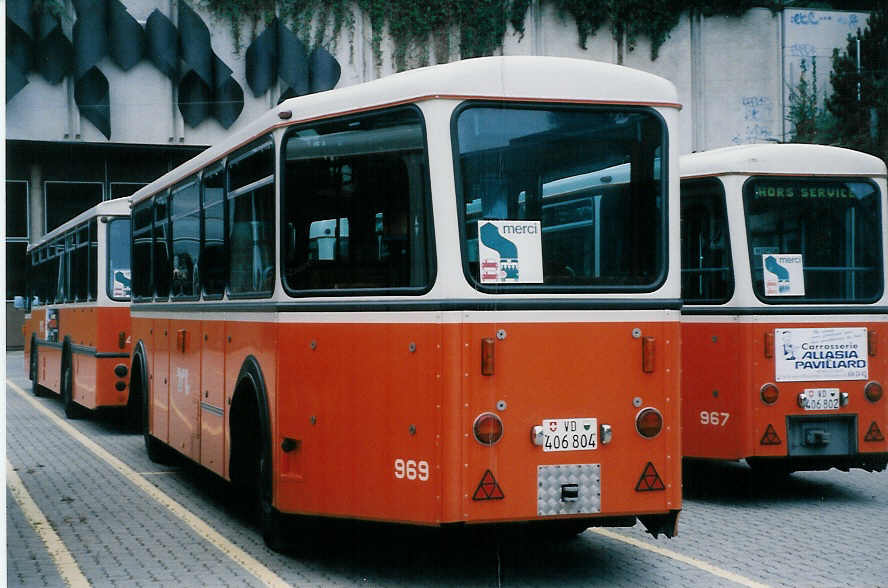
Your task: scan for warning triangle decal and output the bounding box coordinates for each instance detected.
[864,421,885,442]
[635,462,666,492]
[760,424,782,445]
[472,469,505,501]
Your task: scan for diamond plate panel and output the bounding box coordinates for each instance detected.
[537,464,601,516]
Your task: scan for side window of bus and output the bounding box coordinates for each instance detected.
[69,224,89,302]
[55,238,68,303]
[281,107,430,292]
[132,199,154,300]
[89,219,98,301]
[154,193,171,300]
[201,164,226,299]
[32,246,59,306]
[171,176,200,299]
[227,139,275,297]
[680,178,733,304]
[107,218,131,301]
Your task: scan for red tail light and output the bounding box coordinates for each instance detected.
[473,413,504,446]
[761,383,779,405]
[635,408,663,439]
[865,381,883,403]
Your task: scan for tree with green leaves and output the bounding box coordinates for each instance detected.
[824,5,887,162]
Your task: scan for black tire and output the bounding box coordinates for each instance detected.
[259,445,286,551]
[29,341,45,397]
[61,363,83,419]
[135,354,174,464]
[125,378,142,433]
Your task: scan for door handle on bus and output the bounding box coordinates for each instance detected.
[176,329,188,353]
[642,336,655,373]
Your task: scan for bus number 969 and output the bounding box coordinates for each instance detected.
[394,459,429,481]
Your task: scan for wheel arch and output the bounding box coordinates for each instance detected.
[229,355,272,489]
[129,340,150,430]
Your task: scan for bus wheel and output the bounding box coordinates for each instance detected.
[61,364,83,419]
[125,382,142,433]
[258,447,286,551]
[30,341,45,397]
[135,356,174,464]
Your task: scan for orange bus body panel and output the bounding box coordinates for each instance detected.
[137,315,681,526]
[24,306,131,409]
[683,320,888,460]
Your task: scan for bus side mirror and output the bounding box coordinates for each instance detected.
[13,296,24,309]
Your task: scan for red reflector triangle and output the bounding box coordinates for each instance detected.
[635,461,666,492]
[472,469,505,501]
[760,424,782,445]
[864,421,885,442]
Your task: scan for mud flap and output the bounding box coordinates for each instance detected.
[638,509,680,538]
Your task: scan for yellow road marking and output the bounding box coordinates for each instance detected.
[138,471,181,476]
[590,528,771,588]
[7,460,90,588]
[8,379,291,588]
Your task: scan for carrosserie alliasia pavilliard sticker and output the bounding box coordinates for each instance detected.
[775,327,868,382]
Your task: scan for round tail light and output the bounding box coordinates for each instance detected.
[473,412,504,445]
[760,383,779,405]
[865,381,883,403]
[635,407,663,439]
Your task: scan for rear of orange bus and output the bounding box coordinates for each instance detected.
[681,146,888,473]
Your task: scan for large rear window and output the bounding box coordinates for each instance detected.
[743,177,883,303]
[454,103,666,292]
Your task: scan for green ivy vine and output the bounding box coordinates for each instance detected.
[200,0,787,68]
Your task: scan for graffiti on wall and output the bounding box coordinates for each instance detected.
[732,95,775,144]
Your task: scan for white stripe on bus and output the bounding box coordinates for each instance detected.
[128,308,680,324]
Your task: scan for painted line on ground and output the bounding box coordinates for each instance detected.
[7,459,90,587]
[590,528,770,588]
[8,379,291,588]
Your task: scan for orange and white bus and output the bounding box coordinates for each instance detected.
[24,198,133,420]
[680,144,888,474]
[127,56,682,548]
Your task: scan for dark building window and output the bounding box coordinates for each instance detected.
[110,182,147,199]
[6,181,29,300]
[6,242,28,301]
[6,181,29,238]
[44,181,102,232]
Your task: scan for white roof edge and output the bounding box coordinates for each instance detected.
[28,198,131,252]
[130,56,681,207]
[681,144,887,178]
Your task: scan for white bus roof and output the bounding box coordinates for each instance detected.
[28,197,131,253]
[681,143,887,179]
[131,56,680,207]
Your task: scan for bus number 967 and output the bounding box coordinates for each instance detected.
[700,411,730,426]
